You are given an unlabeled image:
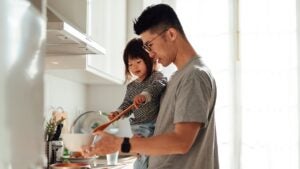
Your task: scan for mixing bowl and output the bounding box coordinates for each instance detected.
[61,133,94,152]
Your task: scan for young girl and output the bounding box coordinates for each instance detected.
[109,38,167,169]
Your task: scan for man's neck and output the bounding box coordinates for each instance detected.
[174,40,197,70]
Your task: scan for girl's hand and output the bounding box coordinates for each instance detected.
[108,111,120,120]
[133,95,146,108]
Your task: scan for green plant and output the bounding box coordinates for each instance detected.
[44,116,65,141]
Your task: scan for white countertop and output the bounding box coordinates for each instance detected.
[91,155,135,169]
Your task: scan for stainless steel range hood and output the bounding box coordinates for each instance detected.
[46,7,105,55]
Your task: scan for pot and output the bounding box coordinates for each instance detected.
[50,163,91,169]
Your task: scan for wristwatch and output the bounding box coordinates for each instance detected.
[121,137,131,153]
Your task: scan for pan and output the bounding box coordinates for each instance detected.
[50,162,91,169]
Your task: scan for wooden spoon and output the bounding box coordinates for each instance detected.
[92,104,135,133]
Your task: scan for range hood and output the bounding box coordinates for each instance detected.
[46,7,105,55]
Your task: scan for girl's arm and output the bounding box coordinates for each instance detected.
[142,71,167,102]
[116,85,133,117]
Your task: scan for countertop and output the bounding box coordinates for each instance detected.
[91,155,136,169]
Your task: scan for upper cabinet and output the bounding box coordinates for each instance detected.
[46,0,126,84]
[48,0,87,33]
[47,0,106,55]
[89,0,127,83]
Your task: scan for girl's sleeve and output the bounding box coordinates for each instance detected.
[118,85,134,116]
[142,71,167,102]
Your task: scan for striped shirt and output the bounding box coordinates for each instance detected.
[117,71,167,125]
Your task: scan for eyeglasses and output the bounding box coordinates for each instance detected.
[142,29,168,53]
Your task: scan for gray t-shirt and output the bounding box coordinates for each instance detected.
[148,56,219,169]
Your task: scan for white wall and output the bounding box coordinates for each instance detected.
[86,84,125,111]
[44,76,133,136]
[44,74,87,132]
[87,84,132,137]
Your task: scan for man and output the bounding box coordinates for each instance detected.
[84,4,219,169]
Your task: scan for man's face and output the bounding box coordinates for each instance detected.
[140,29,173,67]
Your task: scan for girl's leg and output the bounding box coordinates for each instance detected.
[131,122,155,169]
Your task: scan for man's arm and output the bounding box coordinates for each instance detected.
[84,122,203,157]
[130,122,203,155]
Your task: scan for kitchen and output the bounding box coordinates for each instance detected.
[1,0,299,169]
[1,0,176,168]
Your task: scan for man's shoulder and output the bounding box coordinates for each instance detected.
[179,62,214,89]
[183,63,207,77]
[184,57,211,75]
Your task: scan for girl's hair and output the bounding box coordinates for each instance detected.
[123,38,153,82]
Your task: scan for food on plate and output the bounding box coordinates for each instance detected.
[70,151,84,158]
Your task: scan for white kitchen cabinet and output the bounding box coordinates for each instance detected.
[46,0,126,84]
[45,55,123,84]
[88,0,126,83]
[48,0,87,33]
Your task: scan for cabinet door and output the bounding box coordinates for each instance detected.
[48,0,87,33]
[89,0,126,82]
[88,0,108,77]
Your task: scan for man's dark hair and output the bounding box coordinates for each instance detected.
[123,38,153,82]
[133,4,186,37]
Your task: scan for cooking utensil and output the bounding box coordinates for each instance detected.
[93,104,135,133]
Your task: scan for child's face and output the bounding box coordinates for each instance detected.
[128,58,147,81]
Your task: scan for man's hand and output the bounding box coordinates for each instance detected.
[82,131,123,156]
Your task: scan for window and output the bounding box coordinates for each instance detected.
[176,0,298,168]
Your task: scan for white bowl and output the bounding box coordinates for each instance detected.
[61,133,94,152]
[105,127,119,135]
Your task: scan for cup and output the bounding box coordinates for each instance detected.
[106,151,119,166]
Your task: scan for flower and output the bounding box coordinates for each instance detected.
[44,116,65,141]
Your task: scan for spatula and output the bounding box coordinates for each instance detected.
[92,104,135,133]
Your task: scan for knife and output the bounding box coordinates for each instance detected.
[52,123,63,141]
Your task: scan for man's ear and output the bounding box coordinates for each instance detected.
[167,28,177,41]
